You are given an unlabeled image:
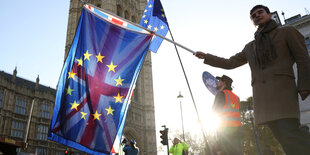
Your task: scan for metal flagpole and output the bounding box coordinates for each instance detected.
[177,92,185,142]
[84,3,196,54]
[23,98,35,149]
[252,119,262,155]
[248,109,262,155]
[167,27,213,155]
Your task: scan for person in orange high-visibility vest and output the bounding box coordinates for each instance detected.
[212,75,243,155]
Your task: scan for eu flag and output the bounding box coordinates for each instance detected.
[139,0,169,53]
[48,5,152,154]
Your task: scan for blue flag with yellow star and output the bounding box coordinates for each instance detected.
[48,5,152,154]
[139,0,169,53]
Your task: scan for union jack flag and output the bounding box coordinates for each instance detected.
[140,0,169,53]
[48,5,152,154]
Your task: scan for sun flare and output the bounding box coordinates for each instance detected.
[203,112,221,134]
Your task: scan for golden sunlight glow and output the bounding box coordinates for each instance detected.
[203,112,221,134]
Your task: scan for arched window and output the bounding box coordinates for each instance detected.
[132,16,137,23]
[96,3,101,8]
[117,5,123,17]
[305,37,310,51]
[125,10,130,20]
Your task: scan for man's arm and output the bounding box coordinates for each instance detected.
[286,27,310,100]
[194,50,248,69]
[182,142,189,151]
[123,145,129,152]
[169,145,174,153]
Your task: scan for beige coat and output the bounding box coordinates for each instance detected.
[204,26,310,124]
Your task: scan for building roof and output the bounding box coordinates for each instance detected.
[284,14,310,26]
[0,70,56,94]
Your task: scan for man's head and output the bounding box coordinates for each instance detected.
[173,138,181,145]
[126,139,136,146]
[216,75,233,91]
[250,5,272,27]
[130,139,136,145]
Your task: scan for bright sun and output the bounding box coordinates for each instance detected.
[203,112,221,134]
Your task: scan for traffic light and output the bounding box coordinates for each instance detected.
[159,128,168,145]
[64,149,70,154]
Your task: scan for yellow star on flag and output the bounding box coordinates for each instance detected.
[66,86,74,96]
[96,52,105,63]
[154,27,158,32]
[80,112,87,120]
[148,25,152,29]
[107,61,117,72]
[106,106,114,116]
[84,50,92,61]
[160,25,165,29]
[70,100,79,111]
[68,70,77,80]
[148,4,152,8]
[113,93,124,103]
[161,14,165,18]
[76,58,83,66]
[114,76,124,86]
[144,19,148,24]
[144,10,148,13]
[142,15,146,18]
[92,110,102,120]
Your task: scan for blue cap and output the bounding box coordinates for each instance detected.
[130,139,136,145]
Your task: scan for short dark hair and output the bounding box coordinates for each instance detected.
[250,5,270,15]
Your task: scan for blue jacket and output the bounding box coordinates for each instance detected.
[123,145,139,155]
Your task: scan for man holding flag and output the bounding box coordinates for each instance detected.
[195,5,310,155]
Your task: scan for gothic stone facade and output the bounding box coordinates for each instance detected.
[65,0,157,154]
[0,69,81,154]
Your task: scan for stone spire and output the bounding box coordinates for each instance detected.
[12,67,17,83]
[35,75,40,90]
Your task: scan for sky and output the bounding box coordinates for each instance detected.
[1,0,310,153]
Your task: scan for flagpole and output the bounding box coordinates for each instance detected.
[23,98,35,149]
[84,3,196,54]
[167,27,214,155]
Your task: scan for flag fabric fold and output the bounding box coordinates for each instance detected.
[139,0,169,53]
[48,5,152,154]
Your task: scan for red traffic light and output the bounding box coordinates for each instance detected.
[65,150,68,154]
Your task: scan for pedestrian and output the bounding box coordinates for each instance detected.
[169,138,189,155]
[212,75,243,155]
[194,4,310,155]
[123,139,139,155]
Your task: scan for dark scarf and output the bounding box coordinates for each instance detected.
[254,19,279,69]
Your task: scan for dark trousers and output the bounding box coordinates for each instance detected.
[267,118,310,155]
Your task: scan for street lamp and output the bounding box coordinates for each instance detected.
[245,109,262,155]
[177,91,185,142]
